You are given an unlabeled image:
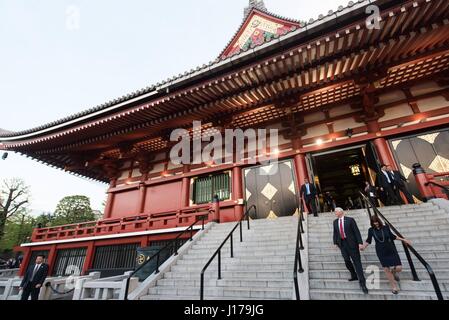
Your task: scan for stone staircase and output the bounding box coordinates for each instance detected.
[139,217,299,300]
[308,202,449,300]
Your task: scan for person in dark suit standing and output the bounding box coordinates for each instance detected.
[387,166,415,204]
[364,181,379,207]
[300,178,319,217]
[20,255,49,301]
[377,165,400,206]
[333,208,368,294]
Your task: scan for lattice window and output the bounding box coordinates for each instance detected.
[193,172,231,204]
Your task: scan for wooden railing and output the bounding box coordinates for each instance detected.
[413,163,449,200]
[426,172,449,200]
[31,205,213,243]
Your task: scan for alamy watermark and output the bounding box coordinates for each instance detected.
[169,121,280,174]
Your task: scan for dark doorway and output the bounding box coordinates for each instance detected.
[311,146,374,210]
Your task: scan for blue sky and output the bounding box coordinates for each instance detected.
[0,0,348,215]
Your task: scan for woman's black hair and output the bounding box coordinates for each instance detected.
[370,215,384,228]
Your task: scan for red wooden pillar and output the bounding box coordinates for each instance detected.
[137,183,147,214]
[47,245,57,276]
[19,248,31,276]
[104,179,117,219]
[82,242,95,275]
[232,166,244,218]
[373,138,398,170]
[292,138,309,213]
[181,165,191,208]
[140,236,149,248]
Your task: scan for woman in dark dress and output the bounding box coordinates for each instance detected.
[362,216,411,294]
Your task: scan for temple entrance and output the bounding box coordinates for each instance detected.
[307,144,379,211]
[244,160,298,219]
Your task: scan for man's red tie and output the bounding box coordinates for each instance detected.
[340,219,345,240]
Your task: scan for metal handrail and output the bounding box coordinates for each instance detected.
[359,191,444,300]
[123,213,209,300]
[200,205,256,300]
[293,199,305,300]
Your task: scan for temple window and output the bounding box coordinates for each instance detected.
[192,172,231,204]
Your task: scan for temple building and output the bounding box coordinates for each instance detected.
[1,0,449,281]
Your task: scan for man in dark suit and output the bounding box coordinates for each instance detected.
[333,208,368,294]
[300,178,319,217]
[387,165,415,204]
[377,164,400,206]
[20,254,49,301]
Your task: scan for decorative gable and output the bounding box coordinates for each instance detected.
[220,9,300,59]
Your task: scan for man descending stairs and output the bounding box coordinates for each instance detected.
[308,202,449,300]
[139,217,299,300]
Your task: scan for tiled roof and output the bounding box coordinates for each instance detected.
[0,0,374,139]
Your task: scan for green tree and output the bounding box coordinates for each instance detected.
[53,195,96,226]
[0,211,34,254]
[0,178,30,241]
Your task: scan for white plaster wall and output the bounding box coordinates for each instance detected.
[329,104,353,118]
[409,81,443,96]
[416,96,448,112]
[377,90,405,105]
[302,124,329,139]
[303,111,325,124]
[379,103,414,122]
[332,117,364,132]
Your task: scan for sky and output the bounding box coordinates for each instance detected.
[0,0,348,215]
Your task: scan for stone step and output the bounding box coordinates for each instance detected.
[309,243,449,254]
[312,207,443,216]
[192,239,297,248]
[212,219,298,229]
[309,259,449,270]
[309,250,449,262]
[208,229,298,237]
[156,278,292,289]
[308,214,449,226]
[182,249,296,259]
[309,269,449,280]
[309,289,443,300]
[164,270,292,280]
[177,256,295,266]
[147,286,292,299]
[309,221,449,234]
[170,262,292,272]
[309,279,449,292]
[308,236,449,245]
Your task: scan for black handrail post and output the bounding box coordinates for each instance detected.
[299,223,304,251]
[200,273,205,301]
[403,243,420,281]
[230,233,234,258]
[124,278,130,300]
[239,220,243,242]
[297,250,304,273]
[190,226,193,241]
[218,250,222,280]
[202,216,205,230]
